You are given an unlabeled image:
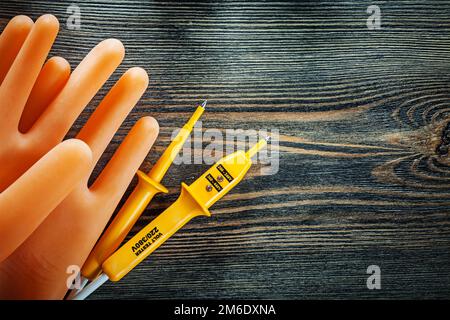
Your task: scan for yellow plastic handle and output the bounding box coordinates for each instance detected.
[102,183,210,281]
[82,171,168,280]
[82,105,205,280]
[149,105,204,182]
[101,138,267,282]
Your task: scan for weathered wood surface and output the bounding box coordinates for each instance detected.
[1,0,450,299]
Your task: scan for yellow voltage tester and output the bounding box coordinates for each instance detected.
[72,137,269,300]
[81,102,206,282]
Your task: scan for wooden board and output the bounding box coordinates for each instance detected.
[1,0,449,299]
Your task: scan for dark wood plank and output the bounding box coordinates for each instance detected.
[1,0,450,299]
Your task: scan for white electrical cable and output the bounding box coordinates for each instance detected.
[79,277,89,291]
[71,273,108,300]
[66,277,89,300]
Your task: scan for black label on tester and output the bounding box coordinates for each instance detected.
[206,174,223,192]
[217,164,234,182]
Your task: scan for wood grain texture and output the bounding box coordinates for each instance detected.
[1,0,450,299]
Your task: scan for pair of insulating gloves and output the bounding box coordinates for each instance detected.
[0,14,160,299]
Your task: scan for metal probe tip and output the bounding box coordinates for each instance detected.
[201,100,207,109]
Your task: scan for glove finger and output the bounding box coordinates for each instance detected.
[30,39,125,148]
[19,56,71,133]
[0,15,58,131]
[0,15,33,86]
[76,67,149,175]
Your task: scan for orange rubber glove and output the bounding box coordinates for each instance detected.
[0,15,159,299]
[0,15,80,260]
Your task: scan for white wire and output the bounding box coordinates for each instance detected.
[71,274,109,300]
[79,277,89,291]
[66,277,89,300]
